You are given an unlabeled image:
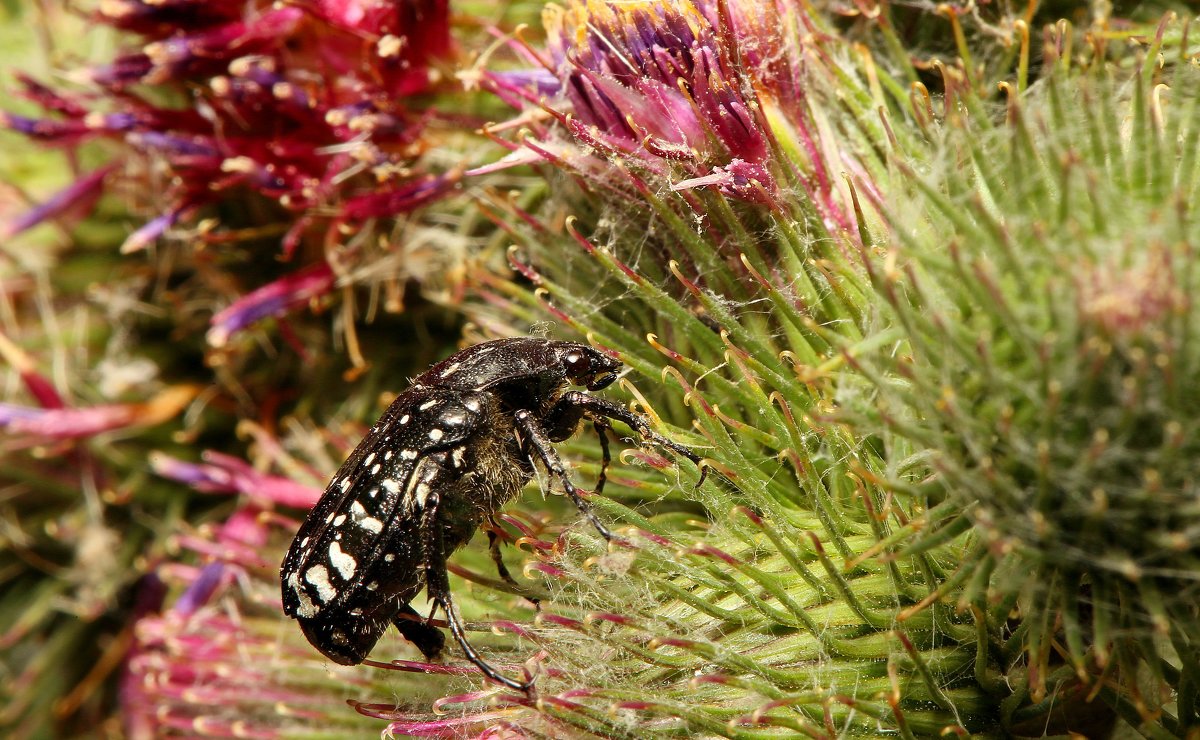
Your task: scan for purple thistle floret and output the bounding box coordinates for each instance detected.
[5,0,459,343]
[484,0,788,200]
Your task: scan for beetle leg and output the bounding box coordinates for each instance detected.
[485,528,519,588]
[391,603,445,660]
[592,417,612,497]
[560,391,708,487]
[514,408,613,541]
[486,527,542,608]
[422,492,533,693]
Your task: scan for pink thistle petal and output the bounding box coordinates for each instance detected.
[379,711,520,737]
[172,562,229,617]
[149,452,323,508]
[0,331,64,408]
[0,385,197,440]
[119,205,192,254]
[206,263,335,348]
[671,158,778,204]
[0,165,115,239]
[536,613,584,630]
[338,173,459,221]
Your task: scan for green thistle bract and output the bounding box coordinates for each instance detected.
[848,60,1200,733]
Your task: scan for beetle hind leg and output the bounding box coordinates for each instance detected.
[514,408,613,541]
[423,492,534,693]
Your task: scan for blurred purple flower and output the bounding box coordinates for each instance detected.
[6,0,460,343]
[150,450,322,509]
[0,385,198,442]
[206,263,336,349]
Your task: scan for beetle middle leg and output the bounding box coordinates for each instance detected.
[485,518,543,608]
[422,492,533,693]
[514,408,613,541]
[592,417,613,497]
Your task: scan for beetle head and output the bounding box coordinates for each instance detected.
[560,344,620,391]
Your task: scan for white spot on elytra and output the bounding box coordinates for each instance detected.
[360,517,383,533]
[464,398,481,412]
[338,478,351,492]
[350,501,367,518]
[299,536,310,548]
[333,514,346,526]
[428,428,444,442]
[364,452,376,466]
[382,478,400,493]
[384,450,393,461]
[401,449,418,460]
[304,564,336,603]
[371,463,381,475]
[325,512,335,524]
[399,414,410,424]
[366,581,379,591]
[329,541,357,580]
[419,399,439,411]
[288,571,319,617]
[440,362,461,377]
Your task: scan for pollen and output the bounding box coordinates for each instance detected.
[414,482,432,506]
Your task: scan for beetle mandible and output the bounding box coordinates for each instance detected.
[280,337,702,691]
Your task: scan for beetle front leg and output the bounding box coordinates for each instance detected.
[514,408,613,541]
[421,493,533,693]
[558,391,707,486]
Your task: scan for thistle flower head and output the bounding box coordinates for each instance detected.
[846,52,1200,728]
[543,0,769,164]
[483,0,823,207]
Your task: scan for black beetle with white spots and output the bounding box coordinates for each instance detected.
[280,337,703,691]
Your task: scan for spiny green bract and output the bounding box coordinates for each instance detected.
[845,58,1200,736]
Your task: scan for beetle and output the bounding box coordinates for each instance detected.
[280,337,702,691]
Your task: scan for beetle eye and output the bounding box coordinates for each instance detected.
[563,350,590,377]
